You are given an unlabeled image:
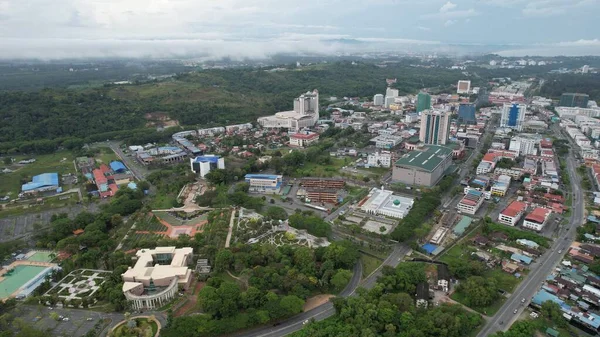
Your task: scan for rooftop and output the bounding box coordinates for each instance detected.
[290,132,319,140]
[245,174,282,180]
[502,201,527,217]
[525,207,551,224]
[395,145,453,172]
[21,173,59,191]
[191,155,221,164]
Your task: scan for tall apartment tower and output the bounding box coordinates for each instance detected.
[500,103,527,132]
[373,94,384,106]
[559,93,589,108]
[416,92,431,113]
[419,110,451,145]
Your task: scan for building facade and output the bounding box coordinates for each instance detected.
[458,103,476,124]
[289,132,319,147]
[416,92,431,113]
[190,155,225,177]
[419,110,451,145]
[367,151,392,168]
[560,93,589,108]
[498,201,527,226]
[245,174,283,194]
[258,90,319,131]
[500,103,527,131]
[457,190,485,215]
[523,208,552,231]
[122,247,193,310]
[373,94,384,106]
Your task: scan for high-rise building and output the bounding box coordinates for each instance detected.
[373,94,384,106]
[457,80,471,94]
[384,96,396,108]
[416,92,431,113]
[500,103,527,131]
[476,87,489,108]
[582,65,590,74]
[560,93,589,108]
[420,110,451,145]
[386,88,399,98]
[457,103,476,124]
[257,89,319,131]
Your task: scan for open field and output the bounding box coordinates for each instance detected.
[360,254,382,278]
[0,150,76,196]
[0,192,80,218]
[95,147,118,164]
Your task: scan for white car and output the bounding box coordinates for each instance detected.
[513,309,518,314]
[303,320,309,325]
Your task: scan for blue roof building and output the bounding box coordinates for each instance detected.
[110,161,127,173]
[511,253,533,265]
[245,174,283,194]
[21,173,59,193]
[190,155,225,177]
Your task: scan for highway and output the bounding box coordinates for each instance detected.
[477,145,585,336]
[239,243,411,337]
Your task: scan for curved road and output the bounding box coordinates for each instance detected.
[239,243,411,337]
[477,143,585,336]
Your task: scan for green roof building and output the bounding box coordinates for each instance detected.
[417,92,432,113]
[392,145,453,187]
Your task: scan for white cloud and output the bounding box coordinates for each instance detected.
[439,1,457,12]
[421,6,478,20]
[417,26,431,31]
[496,39,600,56]
[444,20,456,26]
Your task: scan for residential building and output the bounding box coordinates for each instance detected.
[301,178,345,190]
[457,80,471,94]
[21,173,60,194]
[500,103,527,131]
[416,92,431,113]
[258,90,319,131]
[306,189,339,204]
[509,135,539,156]
[457,103,476,124]
[122,247,193,310]
[371,135,403,149]
[392,145,453,187]
[560,93,589,108]
[197,126,225,136]
[419,109,451,145]
[491,175,511,196]
[494,168,523,179]
[367,151,392,168]
[373,94,384,106]
[190,155,225,177]
[384,96,396,108]
[289,131,319,147]
[457,189,485,215]
[386,88,399,98]
[523,207,552,231]
[498,201,527,226]
[359,188,414,219]
[437,264,450,292]
[245,174,283,194]
[556,106,600,120]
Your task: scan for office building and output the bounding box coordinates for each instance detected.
[490,175,511,197]
[245,174,283,194]
[371,135,403,149]
[523,208,552,231]
[258,90,319,131]
[498,201,527,226]
[417,92,432,113]
[560,93,589,108]
[392,145,453,187]
[457,103,476,124]
[190,155,225,177]
[476,87,489,108]
[359,188,414,219]
[500,103,527,131]
[289,131,319,147]
[457,189,485,215]
[367,151,392,168]
[373,94,384,106]
[420,110,451,145]
[122,247,193,310]
[457,80,471,94]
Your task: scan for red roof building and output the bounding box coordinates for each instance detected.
[289,132,320,148]
[498,201,527,226]
[523,207,552,231]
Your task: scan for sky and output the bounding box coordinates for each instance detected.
[0,0,599,60]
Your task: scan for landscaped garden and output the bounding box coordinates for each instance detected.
[110,317,160,337]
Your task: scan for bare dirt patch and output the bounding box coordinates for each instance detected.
[303,294,334,312]
[144,112,179,128]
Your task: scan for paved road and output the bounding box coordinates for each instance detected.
[477,145,585,336]
[239,243,411,337]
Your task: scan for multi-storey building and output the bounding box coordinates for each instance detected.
[500,103,527,131]
[498,201,527,226]
[258,90,319,131]
[245,174,283,194]
[457,189,485,215]
[420,109,451,145]
[367,151,392,168]
[523,208,552,231]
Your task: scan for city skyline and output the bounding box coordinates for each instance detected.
[0,0,599,60]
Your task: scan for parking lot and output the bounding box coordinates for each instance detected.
[13,305,124,337]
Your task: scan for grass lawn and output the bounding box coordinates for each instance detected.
[0,150,76,196]
[360,254,382,278]
[363,167,391,176]
[150,192,178,210]
[0,193,79,218]
[451,291,505,316]
[95,147,118,164]
[294,158,346,178]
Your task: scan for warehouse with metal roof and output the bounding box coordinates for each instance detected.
[392,145,453,187]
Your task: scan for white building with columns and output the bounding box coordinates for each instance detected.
[122,247,193,310]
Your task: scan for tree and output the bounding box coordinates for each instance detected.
[279,295,305,316]
[330,269,352,292]
[215,249,234,272]
[456,276,499,308]
[265,206,288,221]
[2,157,10,165]
[541,301,567,327]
